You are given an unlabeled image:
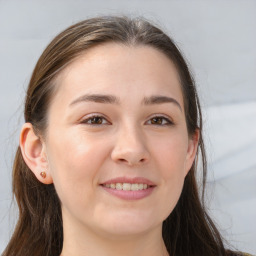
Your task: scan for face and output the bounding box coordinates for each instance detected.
[43,43,198,238]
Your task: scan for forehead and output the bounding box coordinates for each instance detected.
[52,43,184,108]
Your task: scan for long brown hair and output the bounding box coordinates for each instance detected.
[3,16,238,256]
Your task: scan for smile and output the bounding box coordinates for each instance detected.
[102,183,149,191]
[100,177,156,200]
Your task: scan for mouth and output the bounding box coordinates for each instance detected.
[101,183,153,191]
[100,177,156,200]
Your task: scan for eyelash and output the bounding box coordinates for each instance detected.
[80,114,174,126]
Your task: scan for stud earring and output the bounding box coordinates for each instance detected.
[40,171,46,179]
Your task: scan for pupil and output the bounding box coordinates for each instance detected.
[153,117,162,124]
[92,117,102,124]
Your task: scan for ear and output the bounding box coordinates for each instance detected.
[20,123,53,184]
[184,128,200,176]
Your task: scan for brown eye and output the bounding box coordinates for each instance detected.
[148,116,173,126]
[90,117,103,124]
[81,115,109,125]
[151,117,163,124]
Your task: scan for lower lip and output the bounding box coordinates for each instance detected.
[101,186,155,200]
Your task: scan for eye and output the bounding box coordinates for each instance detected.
[147,116,173,126]
[80,115,110,125]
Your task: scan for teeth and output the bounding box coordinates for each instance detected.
[138,184,144,190]
[123,183,131,191]
[131,184,139,190]
[103,183,149,191]
[116,183,122,190]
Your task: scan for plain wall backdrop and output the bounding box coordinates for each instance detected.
[0,0,256,254]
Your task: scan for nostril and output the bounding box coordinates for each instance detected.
[119,157,147,166]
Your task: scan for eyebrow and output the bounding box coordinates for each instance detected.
[70,94,182,111]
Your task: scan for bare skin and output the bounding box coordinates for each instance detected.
[20,43,199,256]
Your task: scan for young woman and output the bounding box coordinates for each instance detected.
[2,16,251,256]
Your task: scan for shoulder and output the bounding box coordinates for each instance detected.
[226,251,255,256]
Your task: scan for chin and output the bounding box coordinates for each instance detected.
[100,224,156,239]
[96,211,162,238]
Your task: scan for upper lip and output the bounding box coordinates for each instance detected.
[100,177,156,186]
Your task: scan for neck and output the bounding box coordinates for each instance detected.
[60,216,169,256]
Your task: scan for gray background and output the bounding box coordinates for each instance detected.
[0,0,255,254]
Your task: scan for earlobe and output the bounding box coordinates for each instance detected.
[184,129,200,176]
[20,123,53,184]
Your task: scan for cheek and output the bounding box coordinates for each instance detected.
[46,129,109,203]
[150,133,188,214]
[48,128,106,171]
[152,132,188,178]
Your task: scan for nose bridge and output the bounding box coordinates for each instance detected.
[111,120,149,166]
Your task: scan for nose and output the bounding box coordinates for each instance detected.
[111,126,150,166]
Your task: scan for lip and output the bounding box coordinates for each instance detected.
[100,176,156,200]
